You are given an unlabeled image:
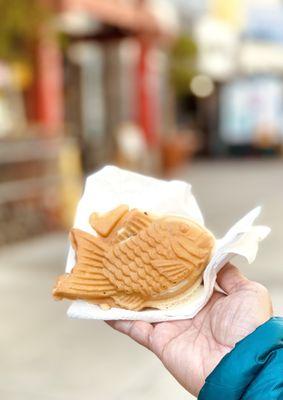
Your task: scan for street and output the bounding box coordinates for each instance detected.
[1,160,282,400]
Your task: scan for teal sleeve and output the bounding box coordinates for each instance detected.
[198,317,283,400]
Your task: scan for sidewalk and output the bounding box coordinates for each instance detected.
[1,160,282,400]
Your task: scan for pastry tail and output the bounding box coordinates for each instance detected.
[53,229,116,301]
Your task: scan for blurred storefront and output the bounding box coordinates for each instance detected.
[185,0,283,156]
[0,0,178,244]
[58,0,178,172]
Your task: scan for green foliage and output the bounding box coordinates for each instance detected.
[0,0,51,61]
[56,31,70,52]
[169,35,198,95]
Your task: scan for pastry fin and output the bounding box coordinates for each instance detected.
[113,210,152,243]
[171,236,209,264]
[152,259,189,281]
[112,292,145,310]
[53,273,116,300]
[70,228,108,262]
[53,229,116,300]
[89,205,129,237]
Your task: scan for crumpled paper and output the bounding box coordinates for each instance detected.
[65,166,270,323]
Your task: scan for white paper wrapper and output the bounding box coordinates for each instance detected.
[65,166,270,323]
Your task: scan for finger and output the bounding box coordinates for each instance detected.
[106,320,153,349]
[217,263,248,294]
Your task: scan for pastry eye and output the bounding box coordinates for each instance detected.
[180,225,189,233]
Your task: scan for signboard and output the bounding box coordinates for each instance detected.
[220,77,283,145]
[194,16,238,81]
[209,0,244,29]
[245,4,283,42]
[240,42,283,74]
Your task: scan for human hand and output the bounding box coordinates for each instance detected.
[107,264,272,397]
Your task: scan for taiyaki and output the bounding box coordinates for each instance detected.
[53,205,215,311]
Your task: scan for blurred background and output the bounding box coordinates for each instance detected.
[0,0,282,399]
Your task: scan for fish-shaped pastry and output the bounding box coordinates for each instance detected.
[53,205,215,311]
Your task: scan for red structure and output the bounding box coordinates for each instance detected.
[33,35,64,134]
[137,41,158,146]
[35,1,171,139]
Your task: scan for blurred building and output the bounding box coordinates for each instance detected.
[175,0,283,156]
[57,0,178,171]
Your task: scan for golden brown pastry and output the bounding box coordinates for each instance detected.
[53,205,215,310]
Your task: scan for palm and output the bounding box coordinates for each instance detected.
[108,264,272,397]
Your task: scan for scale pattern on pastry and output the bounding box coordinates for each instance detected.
[53,205,215,310]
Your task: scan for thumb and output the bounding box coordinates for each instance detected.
[216,263,249,294]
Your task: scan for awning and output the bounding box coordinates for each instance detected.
[60,0,178,38]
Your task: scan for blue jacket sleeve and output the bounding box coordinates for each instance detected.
[198,317,283,400]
